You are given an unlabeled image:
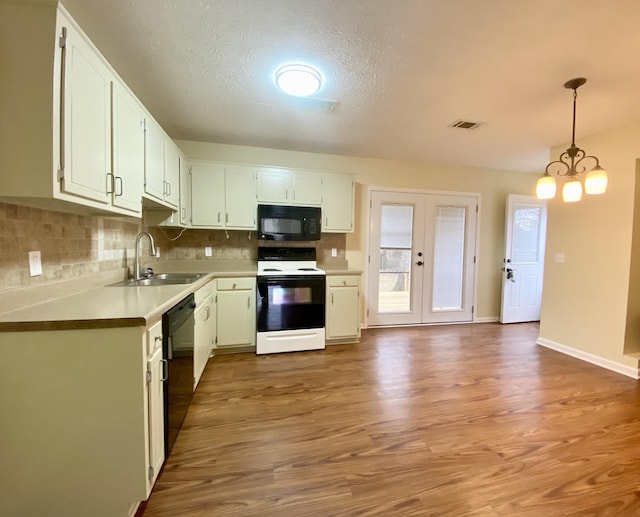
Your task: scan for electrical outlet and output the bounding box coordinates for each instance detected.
[205,246,213,257]
[28,250,43,276]
[331,248,337,257]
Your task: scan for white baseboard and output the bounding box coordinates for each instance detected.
[475,316,499,323]
[536,337,640,379]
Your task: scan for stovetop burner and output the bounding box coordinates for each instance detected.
[257,246,325,276]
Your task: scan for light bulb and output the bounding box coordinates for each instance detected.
[536,175,556,200]
[585,166,608,195]
[562,179,582,203]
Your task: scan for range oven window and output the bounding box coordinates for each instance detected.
[257,275,325,332]
[271,286,312,304]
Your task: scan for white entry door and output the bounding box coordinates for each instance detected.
[500,195,547,324]
[368,190,478,326]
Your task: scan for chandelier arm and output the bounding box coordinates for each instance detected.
[573,154,601,175]
[545,159,570,177]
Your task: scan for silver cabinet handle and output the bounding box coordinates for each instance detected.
[115,176,123,197]
[331,292,334,305]
[285,189,288,200]
[247,296,250,309]
[217,212,221,223]
[106,173,115,194]
[225,213,229,224]
[161,359,169,381]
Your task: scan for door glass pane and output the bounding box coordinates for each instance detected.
[378,205,413,312]
[432,207,466,311]
[512,205,541,263]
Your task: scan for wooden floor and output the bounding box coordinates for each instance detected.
[141,323,640,516]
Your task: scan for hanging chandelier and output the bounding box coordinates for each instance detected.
[536,78,608,203]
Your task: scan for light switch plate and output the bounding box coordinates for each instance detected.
[331,248,337,257]
[205,246,213,257]
[554,252,565,263]
[28,250,43,276]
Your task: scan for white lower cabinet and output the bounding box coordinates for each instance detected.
[145,320,165,488]
[194,281,216,387]
[326,274,361,342]
[216,277,256,350]
[0,325,165,517]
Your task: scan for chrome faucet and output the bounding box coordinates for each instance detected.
[134,231,156,280]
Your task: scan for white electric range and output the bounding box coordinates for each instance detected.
[256,247,326,354]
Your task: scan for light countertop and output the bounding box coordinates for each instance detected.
[0,260,360,332]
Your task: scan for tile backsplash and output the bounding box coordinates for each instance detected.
[0,202,347,292]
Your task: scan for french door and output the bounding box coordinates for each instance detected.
[367,190,478,326]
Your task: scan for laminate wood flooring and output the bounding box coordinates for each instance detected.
[140,323,640,516]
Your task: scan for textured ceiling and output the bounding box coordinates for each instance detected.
[61,0,640,172]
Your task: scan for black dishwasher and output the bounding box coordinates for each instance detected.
[162,293,195,455]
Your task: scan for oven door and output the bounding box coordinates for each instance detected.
[257,275,326,332]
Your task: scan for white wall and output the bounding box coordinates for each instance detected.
[539,122,640,374]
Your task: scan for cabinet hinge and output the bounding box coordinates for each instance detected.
[148,465,154,481]
[476,205,479,213]
[368,255,370,264]
[188,166,192,175]
[59,27,67,49]
[57,168,64,182]
[472,305,475,315]
[366,308,369,317]
[473,255,476,264]
[145,370,152,384]
[215,336,218,345]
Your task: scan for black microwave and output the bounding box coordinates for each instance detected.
[257,204,321,241]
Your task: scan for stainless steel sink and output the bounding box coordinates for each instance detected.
[109,272,209,287]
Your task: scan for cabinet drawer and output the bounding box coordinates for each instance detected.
[327,275,359,288]
[217,277,255,291]
[146,319,163,356]
[195,280,214,305]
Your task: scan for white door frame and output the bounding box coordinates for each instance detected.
[364,185,481,328]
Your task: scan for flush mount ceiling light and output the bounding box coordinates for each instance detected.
[275,64,322,97]
[536,78,608,203]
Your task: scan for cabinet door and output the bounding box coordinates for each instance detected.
[322,173,355,232]
[225,165,257,229]
[163,140,180,208]
[194,298,212,388]
[217,288,256,347]
[257,168,289,204]
[179,156,191,226]
[144,117,165,202]
[327,286,360,339]
[190,162,225,227]
[61,22,112,205]
[112,81,144,215]
[291,171,322,206]
[146,345,165,488]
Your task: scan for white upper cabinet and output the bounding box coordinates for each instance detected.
[111,81,144,215]
[256,168,323,206]
[190,162,225,228]
[0,3,182,218]
[143,117,166,203]
[225,165,257,229]
[257,168,290,204]
[163,140,181,208]
[59,14,112,206]
[322,173,355,232]
[291,171,322,206]
[190,162,256,230]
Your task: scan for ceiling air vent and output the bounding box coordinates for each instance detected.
[450,119,482,130]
